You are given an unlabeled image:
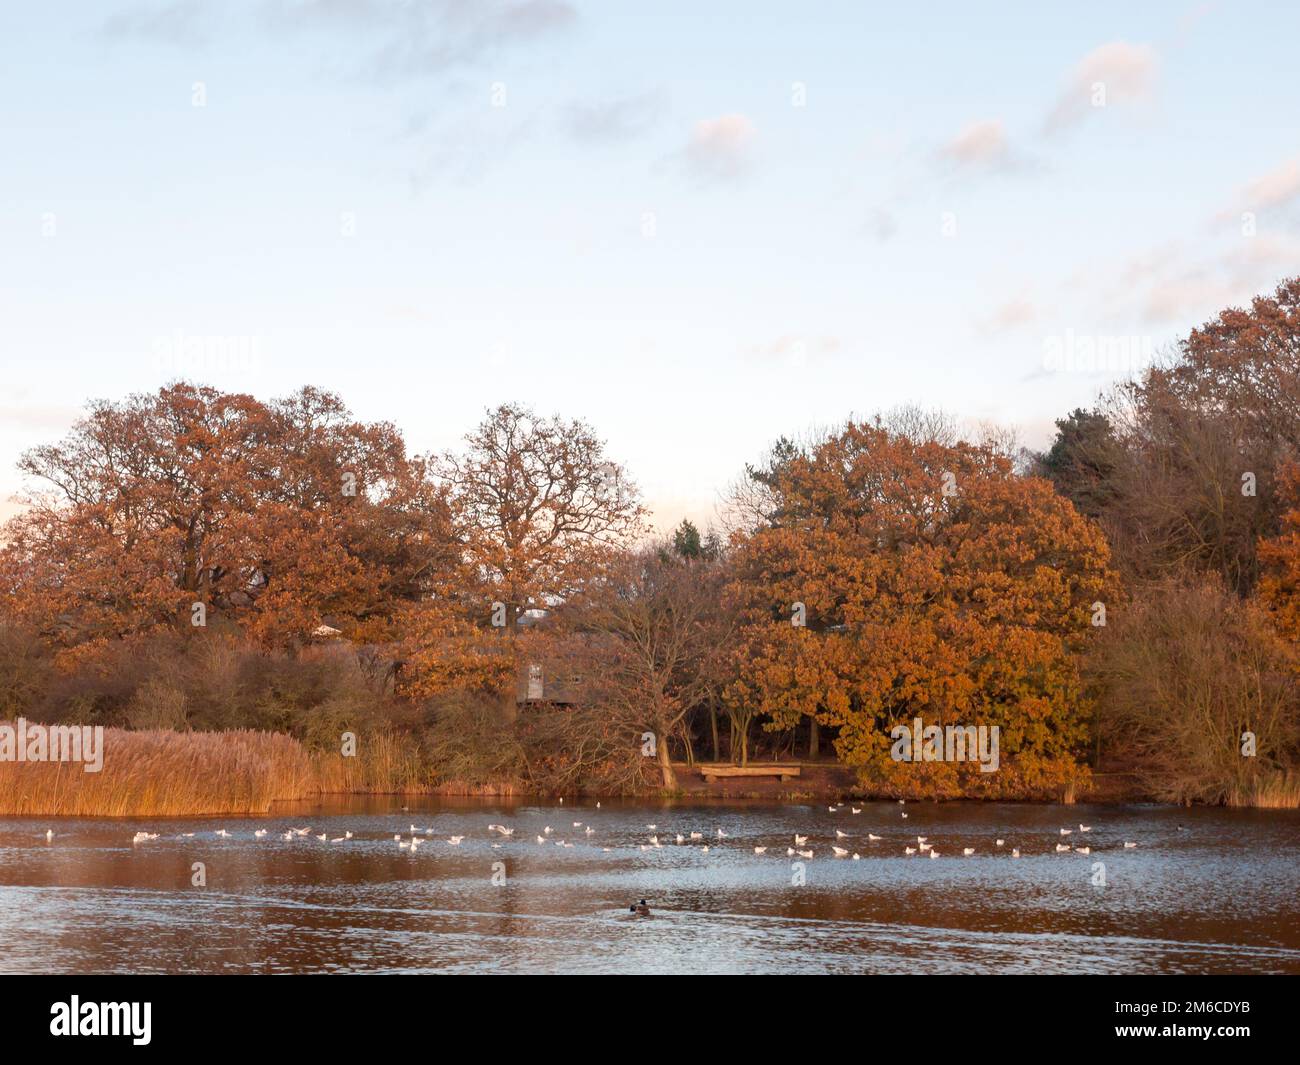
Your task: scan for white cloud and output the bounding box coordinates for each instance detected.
[681,114,756,181]
[105,1,580,78]
[262,0,577,81]
[976,298,1037,337]
[1130,235,1299,323]
[101,1,211,47]
[742,334,840,369]
[1241,158,1300,209]
[941,119,1009,167]
[1044,41,1158,133]
[564,90,666,144]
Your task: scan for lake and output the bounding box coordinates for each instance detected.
[2,798,1298,974]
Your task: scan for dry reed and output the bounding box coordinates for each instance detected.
[312,729,433,795]
[1228,771,1300,809]
[0,724,525,814]
[0,725,315,816]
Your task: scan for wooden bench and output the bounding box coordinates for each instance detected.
[699,765,801,782]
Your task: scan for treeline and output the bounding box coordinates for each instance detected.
[1035,277,1300,805]
[3,278,1300,804]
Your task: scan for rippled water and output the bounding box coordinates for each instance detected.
[2,798,1298,974]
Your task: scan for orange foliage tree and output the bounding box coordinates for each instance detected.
[0,384,456,654]
[724,421,1114,798]
[1258,461,1300,641]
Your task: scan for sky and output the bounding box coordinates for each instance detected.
[3,1,1299,532]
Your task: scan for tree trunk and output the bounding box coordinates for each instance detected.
[657,733,676,789]
[740,718,749,765]
[710,704,720,762]
[809,716,820,759]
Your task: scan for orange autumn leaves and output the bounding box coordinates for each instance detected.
[394,601,514,701]
[0,384,453,659]
[724,423,1114,798]
[1259,463,1300,642]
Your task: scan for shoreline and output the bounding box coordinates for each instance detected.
[4,793,1284,821]
[6,724,1285,814]
[0,760,1218,817]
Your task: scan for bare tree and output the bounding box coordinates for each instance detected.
[431,403,646,631]
[577,545,732,788]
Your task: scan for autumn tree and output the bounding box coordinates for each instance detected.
[430,403,645,632]
[1258,462,1300,642]
[1079,278,1300,594]
[393,600,514,704]
[725,420,1114,798]
[0,384,455,652]
[0,620,51,719]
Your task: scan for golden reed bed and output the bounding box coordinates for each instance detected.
[0,727,315,816]
[0,725,519,816]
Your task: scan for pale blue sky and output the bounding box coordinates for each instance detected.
[3,1,1298,529]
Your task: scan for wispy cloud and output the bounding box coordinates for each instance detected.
[742,334,840,370]
[407,107,543,189]
[1093,230,1300,326]
[259,0,578,81]
[100,0,211,47]
[563,89,666,144]
[862,208,898,243]
[1043,41,1158,134]
[940,119,1010,168]
[104,0,582,79]
[103,1,579,75]
[678,113,757,181]
[1240,158,1300,210]
[976,298,1037,337]
[1173,2,1215,48]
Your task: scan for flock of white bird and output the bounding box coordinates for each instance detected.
[37,799,1140,859]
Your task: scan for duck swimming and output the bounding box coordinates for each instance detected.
[630,899,651,917]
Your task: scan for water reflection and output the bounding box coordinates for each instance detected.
[2,798,1297,973]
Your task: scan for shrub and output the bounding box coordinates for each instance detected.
[1089,578,1300,805]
